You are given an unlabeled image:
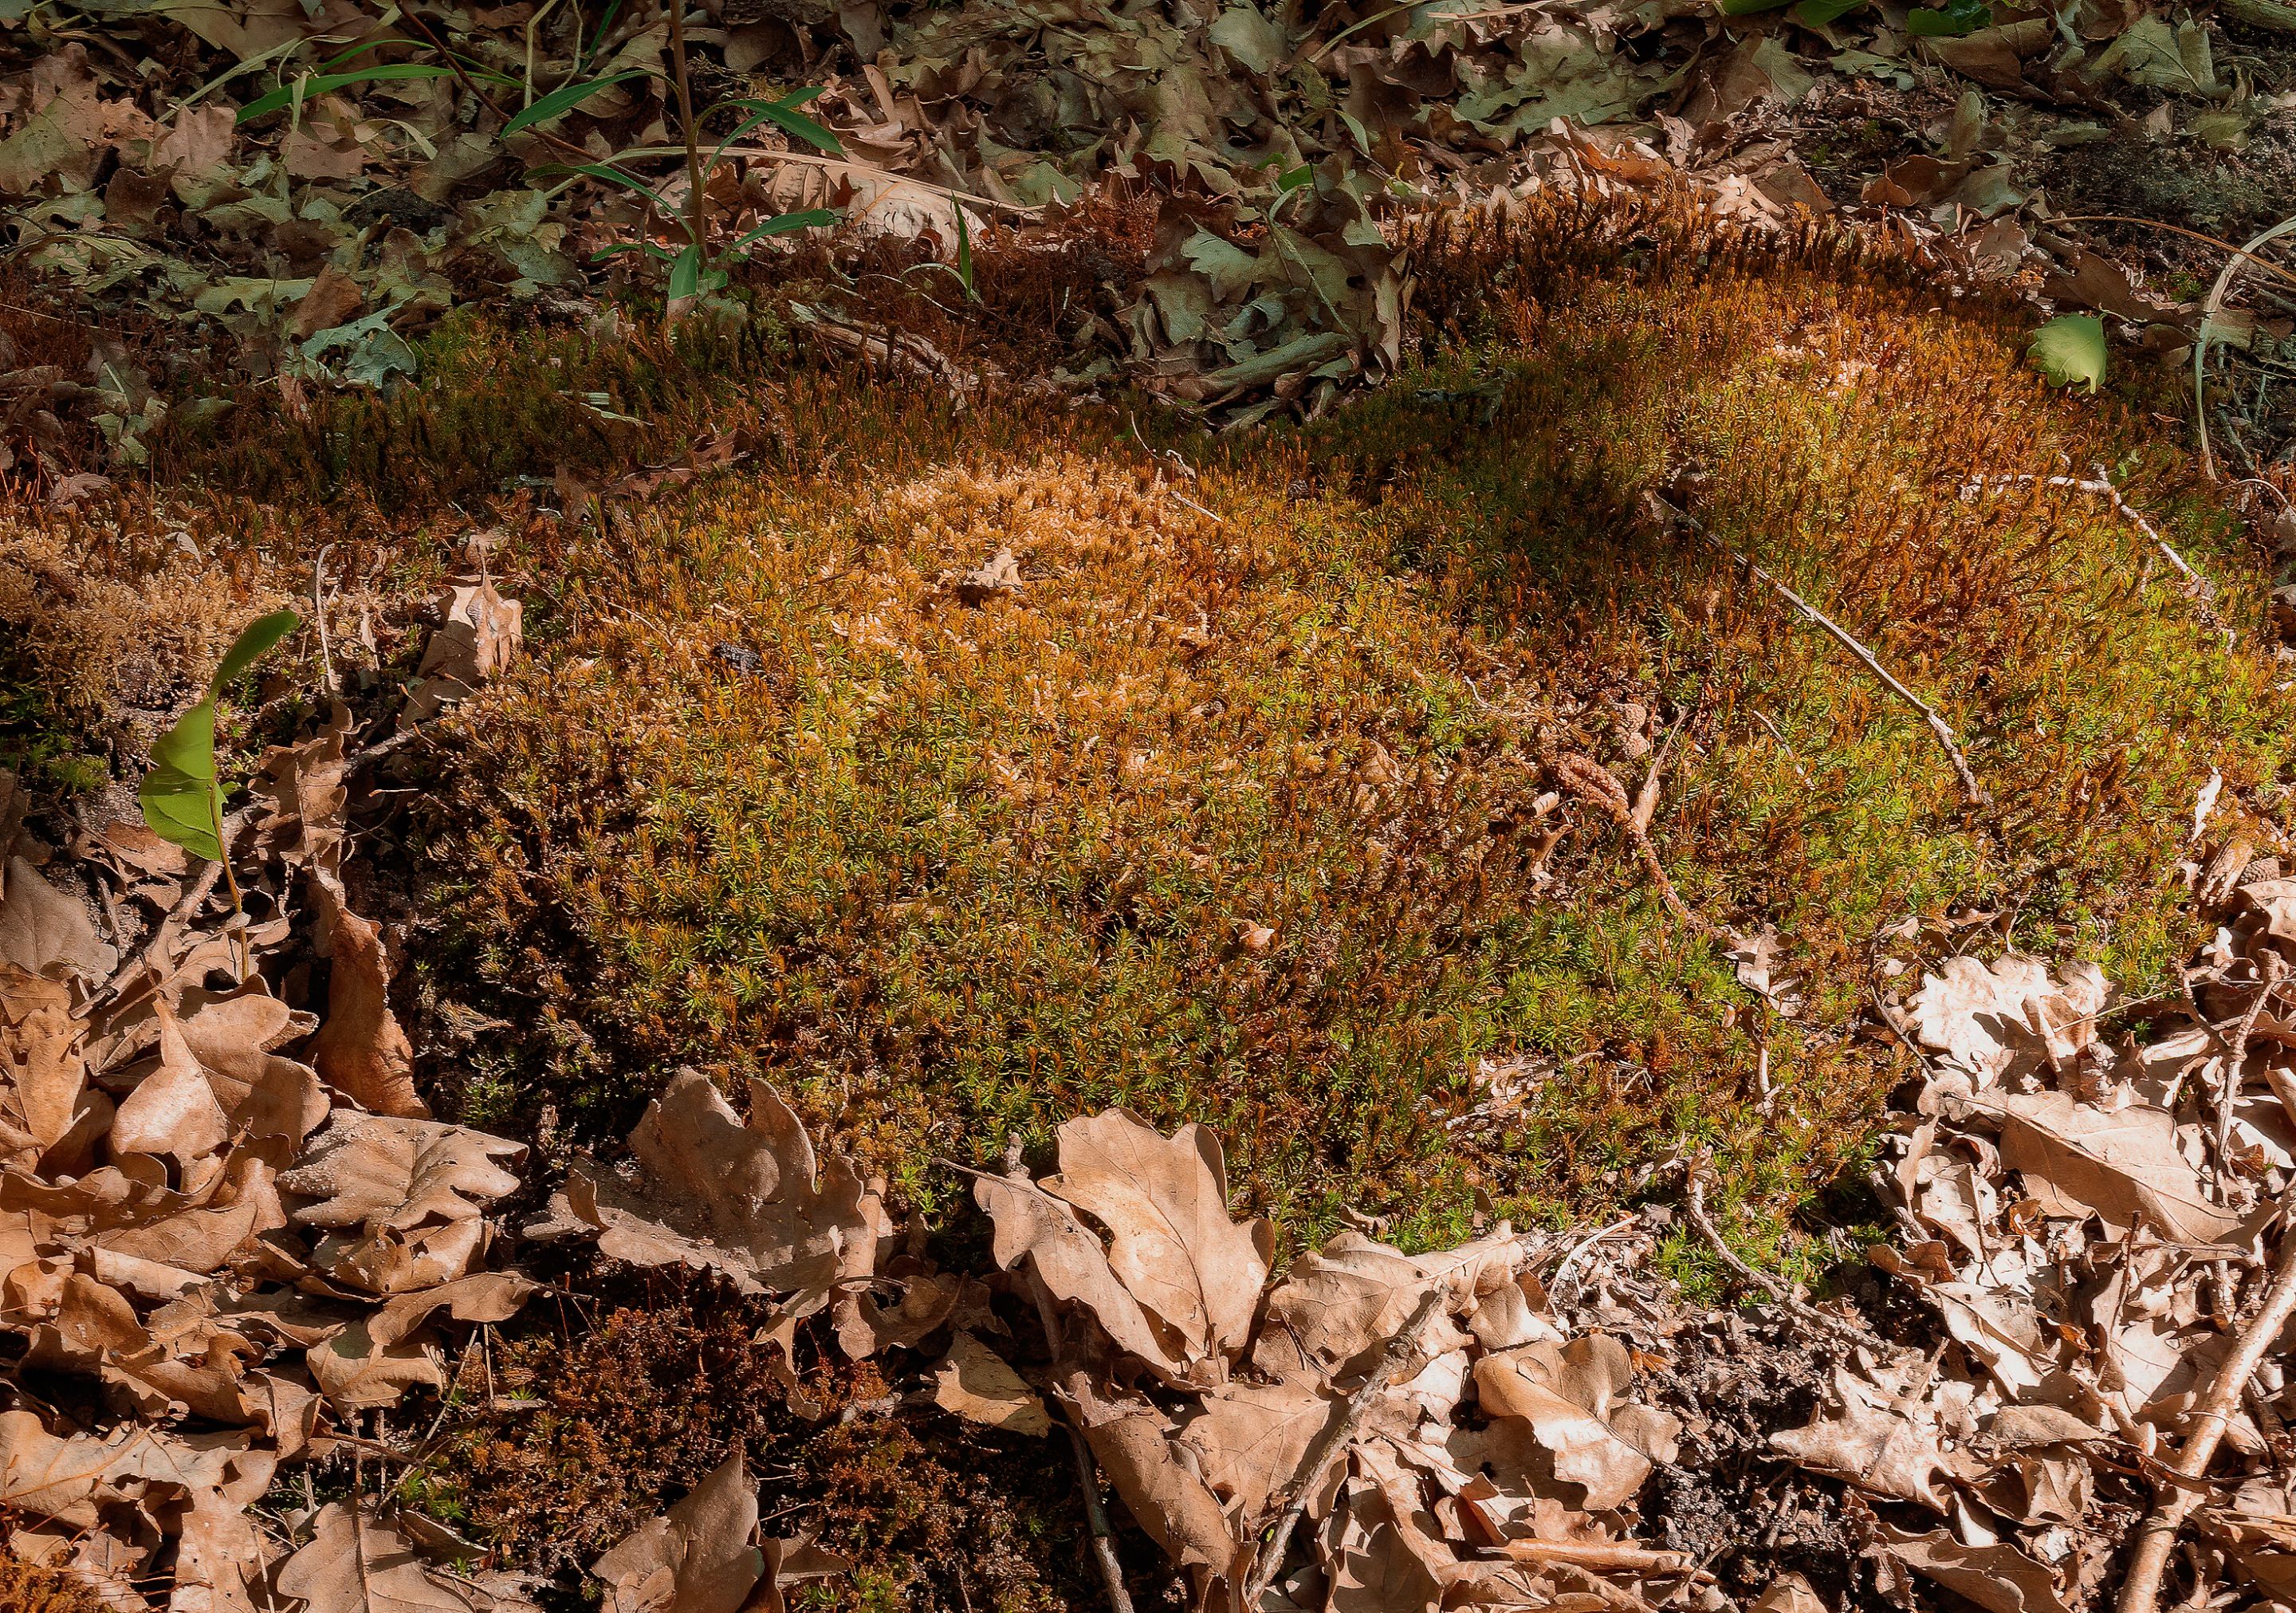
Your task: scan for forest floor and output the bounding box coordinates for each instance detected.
[6,191,2296,1612]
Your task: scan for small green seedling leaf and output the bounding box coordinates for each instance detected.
[2028,314,2106,394]
[729,208,835,250]
[502,69,647,136]
[1791,0,1868,23]
[1719,0,1796,16]
[140,608,300,864]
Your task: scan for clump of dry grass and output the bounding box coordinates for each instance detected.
[0,1547,107,1613]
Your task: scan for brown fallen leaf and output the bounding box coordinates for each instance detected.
[278,1112,524,1233]
[368,1271,540,1347]
[250,701,350,875]
[1972,1089,2246,1246]
[556,1071,882,1327]
[1069,1377,1240,1575]
[0,963,85,1168]
[1473,1337,1661,1513]
[1867,1521,2073,1613]
[973,1166,1192,1385]
[0,856,117,985]
[306,1316,448,1411]
[592,1450,765,1613]
[110,996,230,1166]
[1177,1377,1335,1528]
[930,1332,1052,1437]
[1770,1367,1971,1510]
[1040,1108,1270,1371]
[305,874,427,1118]
[403,583,524,726]
[276,1501,489,1612]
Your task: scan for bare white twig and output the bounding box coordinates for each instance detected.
[1673,505,1987,810]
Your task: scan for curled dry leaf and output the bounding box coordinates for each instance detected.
[1910,954,2107,1090]
[276,1501,495,1613]
[305,874,427,1119]
[554,1070,883,1326]
[1039,1108,1271,1369]
[0,856,116,985]
[0,962,86,1167]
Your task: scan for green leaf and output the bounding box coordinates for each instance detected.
[502,70,647,136]
[730,208,835,250]
[1905,0,1989,34]
[713,95,843,157]
[1719,0,1796,15]
[954,203,978,302]
[212,608,302,692]
[139,610,299,864]
[1276,162,1314,193]
[2029,314,2106,394]
[141,702,222,862]
[237,64,462,122]
[1791,0,1867,23]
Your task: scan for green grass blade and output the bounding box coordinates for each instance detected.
[504,69,647,136]
[238,64,460,121]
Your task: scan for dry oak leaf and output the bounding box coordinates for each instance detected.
[560,1070,881,1316]
[96,1151,283,1279]
[279,1114,524,1231]
[1910,954,2105,1089]
[403,584,523,726]
[1248,1228,1496,1387]
[172,1480,276,1613]
[250,701,350,874]
[112,997,230,1166]
[305,1317,446,1411]
[0,962,85,1167]
[1070,1377,1240,1575]
[973,1167,1192,1386]
[930,1332,1052,1437]
[0,856,117,984]
[305,875,426,1119]
[1325,1474,1445,1613]
[1472,1336,1665,1513]
[1866,1521,2073,1613]
[592,1449,766,1613]
[1968,1089,2246,1246]
[368,1271,541,1347]
[1176,1377,1335,1528]
[1771,1367,1974,1510]
[276,1501,491,1613]
[1039,1108,1271,1368]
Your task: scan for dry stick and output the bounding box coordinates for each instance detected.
[1682,1168,1875,1350]
[1498,1539,1701,1576]
[1667,504,1986,809]
[1242,1284,1448,1606]
[2117,1221,2296,1613]
[2214,957,2285,1182]
[1630,706,1690,837]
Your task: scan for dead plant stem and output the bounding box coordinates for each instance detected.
[2117,1219,2296,1613]
[1683,1166,1875,1349]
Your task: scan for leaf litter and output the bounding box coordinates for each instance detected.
[5,0,2296,452]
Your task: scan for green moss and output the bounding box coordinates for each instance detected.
[403,212,2294,1265]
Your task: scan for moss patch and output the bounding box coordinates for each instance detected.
[412,220,2294,1255]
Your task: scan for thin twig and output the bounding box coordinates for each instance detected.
[1243,1284,1447,1604]
[1672,506,1987,810]
[313,544,338,696]
[2214,957,2284,1183]
[1683,1166,1875,1349]
[2117,1220,2296,1613]
[1497,1538,1704,1576]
